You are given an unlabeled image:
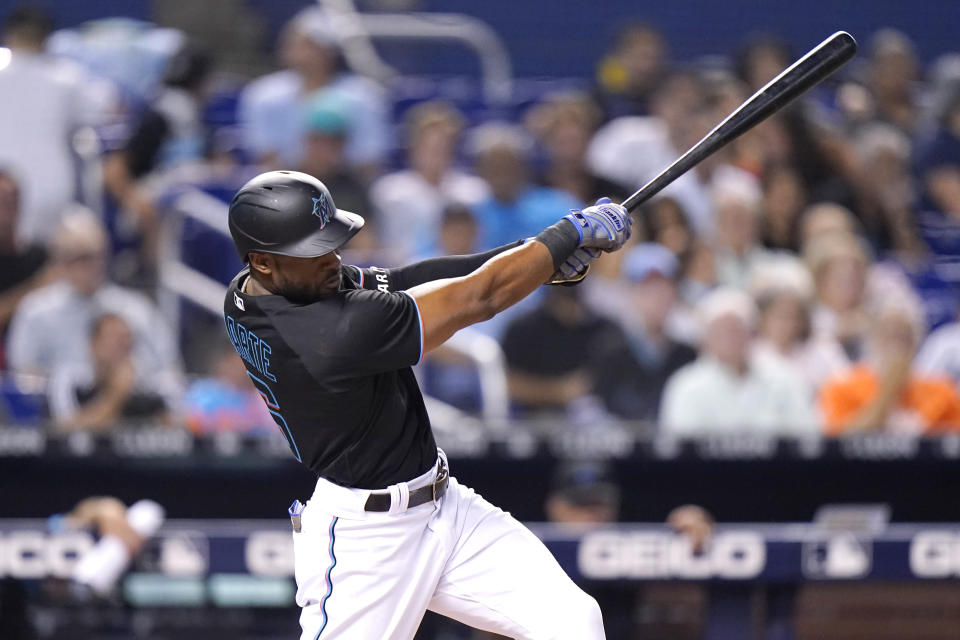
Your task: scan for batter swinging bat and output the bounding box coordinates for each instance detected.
[621,31,858,213]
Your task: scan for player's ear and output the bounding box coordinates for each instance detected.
[248,251,274,276]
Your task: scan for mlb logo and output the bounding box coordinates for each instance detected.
[802,533,872,579]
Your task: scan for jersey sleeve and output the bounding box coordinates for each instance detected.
[276,289,423,381]
[351,241,525,292]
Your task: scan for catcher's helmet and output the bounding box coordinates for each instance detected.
[227,170,364,262]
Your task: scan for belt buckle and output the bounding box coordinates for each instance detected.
[433,465,449,502]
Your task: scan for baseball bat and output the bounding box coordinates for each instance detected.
[620,31,857,213]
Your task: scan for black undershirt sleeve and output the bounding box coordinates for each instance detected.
[379,240,525,291]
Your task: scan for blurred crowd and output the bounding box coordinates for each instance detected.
[4,4,960,439]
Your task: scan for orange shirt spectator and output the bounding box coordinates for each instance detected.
[821,365,960,435]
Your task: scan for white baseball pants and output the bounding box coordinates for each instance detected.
[292,453,605,639]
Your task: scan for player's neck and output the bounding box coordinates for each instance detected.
[244,274,274,297]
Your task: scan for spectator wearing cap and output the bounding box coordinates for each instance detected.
[545,460,714,639]
[370,101,489,262]
[660,288,817,436]
[546,461,622,525]
[238,7,390,177]
[299,91,372,248]
[821,298,960,435]
[6,211,183,396]
[471,122,581,250]
[593,244,696,422]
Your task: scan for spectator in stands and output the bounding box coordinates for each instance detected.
[642,196,695,262]
[760,164,808,252]
[821,298,960,435]
[588,70,758,233]
[371,101,488,261]
[915,85,960,223]
[735,35,792,93]
[300,91,371,234]
[526,91,628,204]
[0,6,116,244]
[593,23,668,120]
[437,203,479,256]
[842,29,920,134]
[545,460,713,639]
[546,460,622,525]
[735,33,860,209]
[48,496,165,598]
[593,244,696,422]
[6,211,183,387]
[751,257,848,393]
[660,288,817,435]
[0,171,53,357]
[500,286,619,417]
[917,311,960,391]
[238,7,389,178]
[805,231,872,361]
[102,43,212,275]
[470,122,581,249]
[851,123,919,253]
[799,202,860,249]
[48,313,173,431]
[711,172,777,289]
[184,340,273,435]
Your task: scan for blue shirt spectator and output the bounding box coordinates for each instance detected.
[469,122,580,249]
[238,8,390,175]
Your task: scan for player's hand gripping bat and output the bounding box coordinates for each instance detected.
[620,31,858,214]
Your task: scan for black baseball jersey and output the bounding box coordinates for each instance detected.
[223,264,434,488]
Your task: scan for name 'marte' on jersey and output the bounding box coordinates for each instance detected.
[221,264,437,489]
[224,315,275,382]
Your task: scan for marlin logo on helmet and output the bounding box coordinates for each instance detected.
[312,194,331,228]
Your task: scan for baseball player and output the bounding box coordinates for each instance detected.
[223,170,631,639]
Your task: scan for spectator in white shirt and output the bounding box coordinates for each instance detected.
[711,172,777,290]
[6,210,183,395]
[659,288,818,436]
[371,101,489,261]
[238,7,390,178]
[0,7,115,243]
[750,256,849,394]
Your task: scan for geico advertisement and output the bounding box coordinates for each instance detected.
[0,530,295,579]
[578,530,766,579]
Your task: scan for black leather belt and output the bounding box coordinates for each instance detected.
[363,462,449,512]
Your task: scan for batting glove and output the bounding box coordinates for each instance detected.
[563,197,632,252]
[547,247,601,286]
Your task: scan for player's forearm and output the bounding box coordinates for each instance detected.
[408,241,557,353]
[475,241,558,317]
[386,241,525,290]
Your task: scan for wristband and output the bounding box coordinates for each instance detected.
[534,219,580,270]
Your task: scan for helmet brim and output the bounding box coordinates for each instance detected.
[242,209,365,260]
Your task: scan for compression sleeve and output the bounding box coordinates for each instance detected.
[360,240,525,291]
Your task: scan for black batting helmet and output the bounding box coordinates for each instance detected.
[227,170,364,262]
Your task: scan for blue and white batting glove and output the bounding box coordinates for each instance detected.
[563,197,632,252]
[548,247,601,285]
